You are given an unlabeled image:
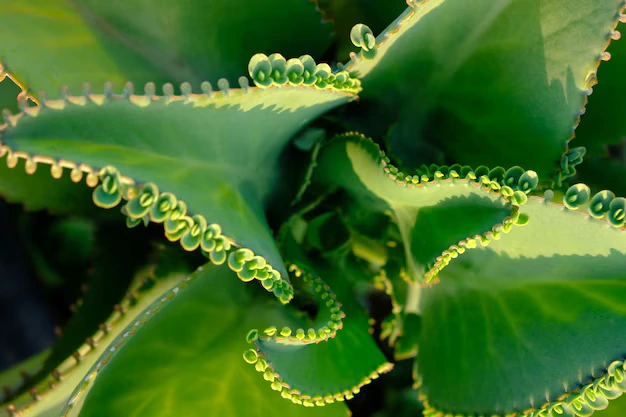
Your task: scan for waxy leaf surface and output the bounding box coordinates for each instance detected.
[312,133,518,281]
[0,269,186,417]
[574,20,626,155]
[0,0,332,95]
[418,195,626,415]
[0,87,354,275]
[348,0,624,179]
[66,263,350,417]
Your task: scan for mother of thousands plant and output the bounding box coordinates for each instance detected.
[1,0,626,416]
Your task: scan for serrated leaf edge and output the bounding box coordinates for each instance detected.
[414,183,626,417]
[323,132,539,284]
[417,358,626,417]
[1,271,178,416]
[245,263,394,407]
[0,90,305,303]
[1,51,360,106]
[556,2,626,187]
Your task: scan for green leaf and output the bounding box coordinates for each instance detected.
[60,263,351,417]
[592,395,626,417]
[0,0,332,96]
[306,211,352,255]
[0,80,107,216]
[371,383,424,417]
[346,0,625,179]
[312,133,534,282]
[373,263,410,350]
[0,83,355,298]
[0,349,51,405]
[373,262,421,361]
[575,20,626,156]
[37,223,151,379]
[0,266,187,417]
[251,260,391,405]
[0,77,22,113]
[393,313,420,361]
[0,157,102,215]
[417,187,626,416]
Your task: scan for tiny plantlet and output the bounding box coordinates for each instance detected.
[1,0,626,416]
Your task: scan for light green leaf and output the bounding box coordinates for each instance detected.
[592,394,626,417]
[0,157,100,215]
[0,349,50,405]
[0,83,355,297]
[0,266,187,417]
[0,0,332,96]
[418,187,626,416]
[346,0,624,180]
[251,260,391,405]
[61,263,351,417]
[312,133,534,282]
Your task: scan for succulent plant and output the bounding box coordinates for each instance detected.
[1,0,626,416]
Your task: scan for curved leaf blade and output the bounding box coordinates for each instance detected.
[574,19,626,155]
[36,224,151,380]
[0,0,332,96]
[312,133,533,282]
[0,84,354,281]
[418,188,626,416]
[0,158,98,215]
[0,267,187,417]
[0,349,50,405]
[346,0,624,179]
[61,263,350,417]
[591,395,626,417]
[251,261,391,405]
